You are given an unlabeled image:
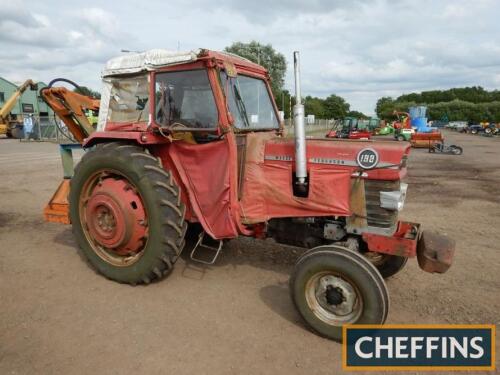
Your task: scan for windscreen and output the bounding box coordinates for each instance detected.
[155,69,218,129]
[220,72,279,130]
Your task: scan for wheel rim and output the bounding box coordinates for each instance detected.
[79,170,148,267]
[305,271,363,325]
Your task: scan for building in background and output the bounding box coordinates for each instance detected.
[0,76,54,120]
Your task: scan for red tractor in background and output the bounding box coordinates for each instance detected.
[326,117,372,139]
[41,49,454,341]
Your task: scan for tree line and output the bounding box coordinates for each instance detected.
[225,41,363,119]
[376,86,500,123]
[77,41,365,120]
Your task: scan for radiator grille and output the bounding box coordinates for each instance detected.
[365,180,400,228]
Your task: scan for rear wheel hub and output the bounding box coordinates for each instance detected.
[83,177,147,257]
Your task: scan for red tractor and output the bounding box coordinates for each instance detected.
[42,49,454,341]
[326,117,372,140]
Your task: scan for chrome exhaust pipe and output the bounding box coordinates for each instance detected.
[293,51,307,184]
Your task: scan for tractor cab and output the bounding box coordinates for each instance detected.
[96,49,280,137]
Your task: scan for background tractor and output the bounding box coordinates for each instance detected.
[41,49,454,341]
[325,117,372,139]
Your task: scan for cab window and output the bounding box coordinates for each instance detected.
[155,70,218,129]
[220,71,279,130]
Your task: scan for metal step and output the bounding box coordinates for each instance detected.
[190,232,223,265]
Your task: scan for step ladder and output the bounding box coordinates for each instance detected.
[190,232,223,265]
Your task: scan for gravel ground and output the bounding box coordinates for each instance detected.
[0,130,498,374]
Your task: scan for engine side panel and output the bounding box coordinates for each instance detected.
[239,132,352,224]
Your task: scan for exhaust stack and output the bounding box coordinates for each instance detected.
[293,51,307,185]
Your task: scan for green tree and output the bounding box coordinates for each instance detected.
[74,86,100,99]
[323,94,350,119]
[224,41,287,96]
[347,110,368,119]
[304,95,326,118]
[375,96,395,119]
[376,86,500,122]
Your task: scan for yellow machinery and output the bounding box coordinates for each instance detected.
[0,79,38,138]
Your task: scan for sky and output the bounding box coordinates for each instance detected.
[1,0,499,114]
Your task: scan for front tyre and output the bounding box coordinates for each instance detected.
[290,246,389,341]
[69,142,187,284]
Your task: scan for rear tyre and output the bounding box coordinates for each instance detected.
[290,246,389,341]
[397,135,404,141]
[69,142,187,284]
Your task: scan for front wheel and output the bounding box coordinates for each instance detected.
[290,246,389,341]
[69,142,187,284]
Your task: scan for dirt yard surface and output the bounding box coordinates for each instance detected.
[1,131,499,374]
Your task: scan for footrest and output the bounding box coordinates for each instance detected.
[190,232,223,265]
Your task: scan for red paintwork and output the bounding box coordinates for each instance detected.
[326,130,337,138]
[347,130,372,139]
[265,138,409,180]
[84,178,146,255]
[240,133,352,223]
[362,221,419,257]
[83,130,168,148]
[410,131,443,148]
[158,138,240,239]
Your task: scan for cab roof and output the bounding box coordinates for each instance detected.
[102,48,266,77]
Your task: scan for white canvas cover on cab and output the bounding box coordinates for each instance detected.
[98,49,201,130]
[102,49,202,77]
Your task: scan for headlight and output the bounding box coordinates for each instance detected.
[380,183,408,211]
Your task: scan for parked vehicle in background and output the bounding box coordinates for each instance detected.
[465,124,484,134]
[483,123,499,135]
[393,111,413,141]
[446,121,468,131]
[326,117,372,139]
[429,142,463,155]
